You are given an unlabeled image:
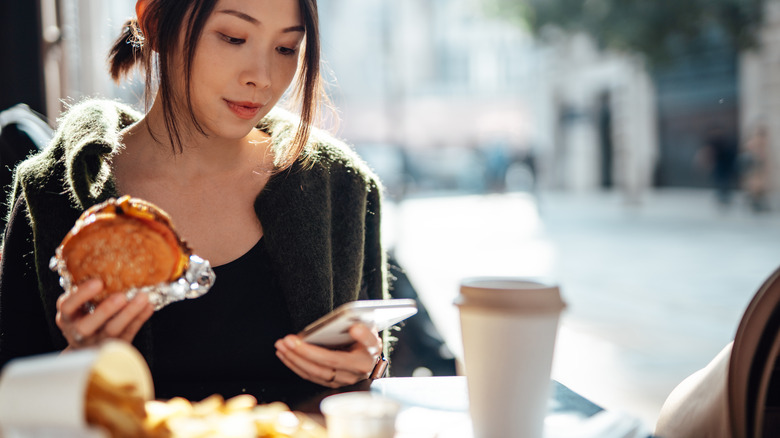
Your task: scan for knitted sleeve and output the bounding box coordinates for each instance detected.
[361,177,388,302]
[361,176,395,361]
[0,196,59,368]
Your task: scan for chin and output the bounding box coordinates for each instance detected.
[202,118,258,141]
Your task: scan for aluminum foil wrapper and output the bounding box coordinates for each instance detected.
[49,254,216,311]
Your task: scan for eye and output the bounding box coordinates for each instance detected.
[276,46,297,56]
[218,33,245,45]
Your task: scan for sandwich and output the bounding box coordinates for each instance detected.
[55,195,191,303]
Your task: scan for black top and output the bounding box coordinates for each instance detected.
[149,237,322,404]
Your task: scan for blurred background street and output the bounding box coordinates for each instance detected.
[387,188,780,429]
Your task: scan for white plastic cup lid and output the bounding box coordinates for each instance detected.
[455,277,566,314]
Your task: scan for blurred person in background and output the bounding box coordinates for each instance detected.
[699,125,739,207]
[740,123,771,213]
[0,0,389,405]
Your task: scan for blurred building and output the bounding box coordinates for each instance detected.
[319,0,543,196]
[318,0,660,199]
[537,33,657,201]
[319,0,780,206]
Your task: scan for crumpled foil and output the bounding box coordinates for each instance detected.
[49,254,216,311]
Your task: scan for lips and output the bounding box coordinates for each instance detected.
[225,99,262,120]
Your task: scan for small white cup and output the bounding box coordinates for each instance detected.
[320,392,401,438]
[456,277,566,438]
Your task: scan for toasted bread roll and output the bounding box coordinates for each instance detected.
[57,196,191,303]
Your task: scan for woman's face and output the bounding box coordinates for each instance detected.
[179,0,304,140]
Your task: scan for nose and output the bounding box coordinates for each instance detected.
[241,54,272,90]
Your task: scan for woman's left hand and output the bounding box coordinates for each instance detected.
[274,323,382,388]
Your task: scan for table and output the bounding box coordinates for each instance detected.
[297,376,651,437]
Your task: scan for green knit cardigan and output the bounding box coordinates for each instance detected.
[1,99,388,363]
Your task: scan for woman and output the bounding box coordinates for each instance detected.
[0,0,388,404]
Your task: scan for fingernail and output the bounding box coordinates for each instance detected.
[367,346,379,356]
[284,337,299,349]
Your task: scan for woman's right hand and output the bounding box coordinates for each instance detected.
[55,278,154,349]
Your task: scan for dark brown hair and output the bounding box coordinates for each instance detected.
[108,0,322,171]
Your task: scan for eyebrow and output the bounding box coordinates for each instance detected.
[217,9,305,33]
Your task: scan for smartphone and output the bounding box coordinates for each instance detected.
[299,299,418,347]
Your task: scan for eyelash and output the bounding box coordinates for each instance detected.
[277,47,297,56]
[219,33,245,45]
[218,32,297,56]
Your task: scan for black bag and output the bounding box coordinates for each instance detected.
[387,253,458,377]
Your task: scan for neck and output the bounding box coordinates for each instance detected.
[122,98,273,179]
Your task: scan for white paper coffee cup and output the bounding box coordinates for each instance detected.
[0,341,153,434]
[455,277,566,438]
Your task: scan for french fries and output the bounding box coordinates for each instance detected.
[85,371,148,438]
[85,372,326,438]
